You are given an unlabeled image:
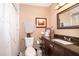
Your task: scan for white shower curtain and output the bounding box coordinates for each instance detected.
[0,3,19,56]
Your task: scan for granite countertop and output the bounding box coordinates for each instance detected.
[42,36,79,55]
[53,41,79,55]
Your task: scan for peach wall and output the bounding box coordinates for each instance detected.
[50,3,79,37]
[19,3,79,52]
[19,4,51,52]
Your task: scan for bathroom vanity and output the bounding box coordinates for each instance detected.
[40,35,79,56]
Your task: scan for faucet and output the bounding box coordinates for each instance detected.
[64,37,71,41]
[64,37,67,41]
[68,38,71,41]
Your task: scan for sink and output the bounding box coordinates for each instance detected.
[52,39,73,45]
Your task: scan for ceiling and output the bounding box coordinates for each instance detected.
[26,3,52,7]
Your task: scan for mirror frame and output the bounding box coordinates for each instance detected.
[57,3,79,29]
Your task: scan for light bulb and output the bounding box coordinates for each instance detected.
[59,3,66,6]
[37,40,39,44]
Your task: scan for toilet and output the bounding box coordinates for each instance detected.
[24,19,36,56]
[25,37,36,56]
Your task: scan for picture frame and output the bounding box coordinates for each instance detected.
[35,17,47,28]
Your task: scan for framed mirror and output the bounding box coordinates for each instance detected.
[57,3,79,29]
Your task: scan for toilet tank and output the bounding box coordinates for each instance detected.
[25,37,34,47]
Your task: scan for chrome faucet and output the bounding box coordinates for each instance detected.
[64,37,67,41]
[64,37,71,41]
[68,38,71,41]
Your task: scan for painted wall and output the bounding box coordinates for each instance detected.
[19,3,79,52]
[19,4,51,52]
[50,3,79,37]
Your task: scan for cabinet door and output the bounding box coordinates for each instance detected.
[48,44,54,56]
[44,40,49,56]
[45,40,54,56]
[64,49,78,56]
[53,44,64,56]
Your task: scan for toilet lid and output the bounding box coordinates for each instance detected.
[25,47,36,56]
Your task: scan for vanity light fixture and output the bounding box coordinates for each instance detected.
[55,3,67,10]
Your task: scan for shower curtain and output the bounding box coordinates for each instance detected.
[0,3,19,56]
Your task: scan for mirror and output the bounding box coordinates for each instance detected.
[57,3,79,29]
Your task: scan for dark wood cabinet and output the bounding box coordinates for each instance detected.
[44,38,53,56]
[45,42,54,56]
[64,50,74,56]
[64,49,78,56]
[53,44,64,56]
[43,38,64,56]
[40,37,79,56]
